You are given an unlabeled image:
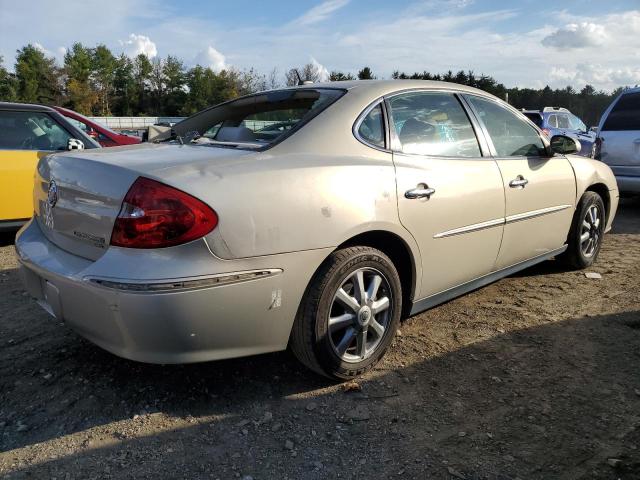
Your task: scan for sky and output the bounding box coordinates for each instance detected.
[1,0,639,91]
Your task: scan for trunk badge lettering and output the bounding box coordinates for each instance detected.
[43,180,58,229]
[47,180,58,208]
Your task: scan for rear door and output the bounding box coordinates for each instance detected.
[598,91,640,182]
[464,95,576,269]
[0,110,74,222]
[389,90,505,300]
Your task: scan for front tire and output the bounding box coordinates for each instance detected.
[560,191,605,269]
[290,246,402,380]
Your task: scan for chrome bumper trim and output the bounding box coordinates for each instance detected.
[87,269,283,293]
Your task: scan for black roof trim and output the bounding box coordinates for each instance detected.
[0,102,56,112]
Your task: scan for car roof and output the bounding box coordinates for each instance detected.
[619,86,640,95]
[0,101,57,113]
[281,79,495,98]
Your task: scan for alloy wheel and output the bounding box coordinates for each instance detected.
[328,267,393,363]
[580,204,602,257]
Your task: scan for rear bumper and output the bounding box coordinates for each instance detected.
[15,219,329,364]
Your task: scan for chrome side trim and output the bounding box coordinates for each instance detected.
[433,217,504,238]
[505,204,572,224]
[87,269,283,293]
[409,245,568,316]
[434,205,573,239]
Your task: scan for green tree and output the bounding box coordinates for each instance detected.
[112,54,135,115]
[92,44,116,115]
[162,55,186,116]
[0,56,18,101]
[133,54,153,114]
[183,65,240,115]
[14,44,59,103]
[64,42,96,114]
[357,67,375,80]
[329,71,355,81]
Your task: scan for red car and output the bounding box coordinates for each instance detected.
[53,107,142,147]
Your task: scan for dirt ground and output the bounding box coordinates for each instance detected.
[1,197,639,480]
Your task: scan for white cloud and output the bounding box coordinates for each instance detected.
[292,0,350,26]
[542,22,607,50]
[551,63,640,88]
[310,57,330,82]
[120,33,157,58]
[33,42,52,56]
[194,46,227,72]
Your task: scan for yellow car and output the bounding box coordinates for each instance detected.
[0,102,100,230]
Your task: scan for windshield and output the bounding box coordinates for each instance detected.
[173,88,345,149]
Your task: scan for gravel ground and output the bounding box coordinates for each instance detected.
[0,197,639,480]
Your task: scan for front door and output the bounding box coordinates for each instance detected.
[389,91,505,300]
[464,95,576,269]
[0,110,75,222]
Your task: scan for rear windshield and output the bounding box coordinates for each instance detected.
[602,92,640,131]
[174,88,345,149]
[523,112,543,128]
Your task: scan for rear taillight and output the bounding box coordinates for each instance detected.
[110,177,218,248]
[541,128,551,137]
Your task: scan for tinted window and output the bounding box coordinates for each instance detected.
[548,114,558,128]
[0,111,73,151]
[602,92,640,131]
[388,92,480,157]
[557,114,570,129]
[523,112,543,128]
[467,96,546,157]
[181,89,344,148]
[357,103,385,148]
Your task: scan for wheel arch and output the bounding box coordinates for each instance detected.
[585,182,611,221]
[337,230,418,318]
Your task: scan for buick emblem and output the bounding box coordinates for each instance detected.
[47,180,58,208]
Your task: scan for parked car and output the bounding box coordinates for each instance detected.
[53,107,142,148]
[16,81,618,379]
[521,107,595,157]
[0,102,100,231]
[593,87,640,194]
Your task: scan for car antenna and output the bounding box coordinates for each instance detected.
[295,69,305,86]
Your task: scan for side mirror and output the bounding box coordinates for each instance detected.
[550,135,581,155]
[589,126,599,134]
[67,138,85,151]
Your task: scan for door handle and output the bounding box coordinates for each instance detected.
[509,176,528,188]
[405,185,436,199]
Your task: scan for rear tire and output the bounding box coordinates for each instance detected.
[559,191,605,269]
[290,246,402,380]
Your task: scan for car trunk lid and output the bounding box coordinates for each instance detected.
[34,143,253,261]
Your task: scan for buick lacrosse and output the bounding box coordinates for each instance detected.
[16,80,618,379]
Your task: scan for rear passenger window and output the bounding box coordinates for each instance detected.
[557,115,570,129]
[357,103,385,148]
[602,92,640,131]
[388,92,481,157]
[467,95,546,157]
